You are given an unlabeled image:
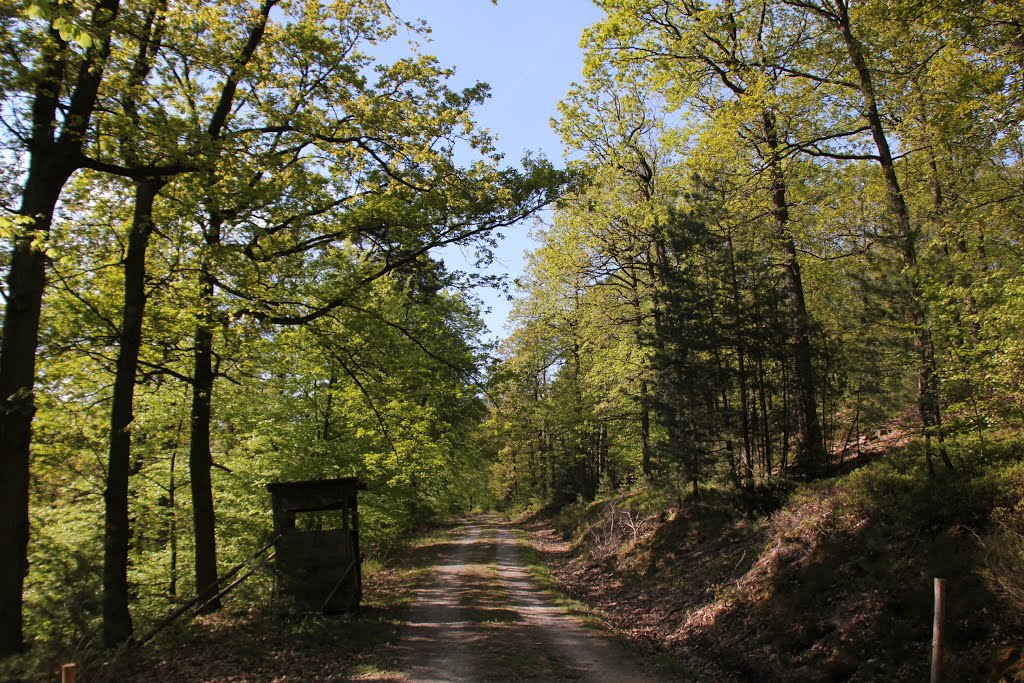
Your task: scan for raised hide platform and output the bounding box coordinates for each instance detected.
[266,477,367,612]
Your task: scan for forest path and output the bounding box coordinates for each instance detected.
[382,516,662,683]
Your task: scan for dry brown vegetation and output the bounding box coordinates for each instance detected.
[521,439,1024,682]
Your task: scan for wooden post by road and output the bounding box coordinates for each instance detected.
[61,663,79,683]
[931,577,946,683]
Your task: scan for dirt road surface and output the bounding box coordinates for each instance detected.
[386,517,662,683]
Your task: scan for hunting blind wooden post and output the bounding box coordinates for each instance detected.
[266,478,367,612]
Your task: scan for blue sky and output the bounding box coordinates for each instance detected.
[388,0,604,340]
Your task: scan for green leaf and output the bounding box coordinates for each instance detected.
[22,0,50,21]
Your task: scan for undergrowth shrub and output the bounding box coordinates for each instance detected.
[981,461,1024,623]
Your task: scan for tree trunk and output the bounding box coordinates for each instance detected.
[834,10,953,473]
[781,238,827,471]
[322,366,337,441]
[100,1,168,642]
[0,178,66,656]
[102,178,163,647]
[781,361,791,473]
[0,31,75,654]
[714,347,742,490]
[189,255,221,611]
[639,379,653,477]
[168,441,178,598]
[725,233,754,487]
[756,353,772,478]
[627,269,654,478]
[760,108,827,476]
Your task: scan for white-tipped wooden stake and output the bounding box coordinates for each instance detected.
[931,577,946,683]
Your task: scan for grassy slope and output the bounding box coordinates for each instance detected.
[525,437,1024,682]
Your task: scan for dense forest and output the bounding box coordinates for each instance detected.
[488,0,1023,505]
[1,0,1022,678]
[0,0,565,658]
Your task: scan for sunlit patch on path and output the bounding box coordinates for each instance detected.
[493,527,658,683]
[396,524,483,682]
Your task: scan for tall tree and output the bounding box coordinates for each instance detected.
[185,0,279,617]
[0,0,123,655]
[557,68,671,477]
[583,0,830,474]
[98,0,177,646]
[780,0,955,472]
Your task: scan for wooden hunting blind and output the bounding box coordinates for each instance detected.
[266,477,366,612]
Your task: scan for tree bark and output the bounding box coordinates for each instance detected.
[189,251,221,611]
[0,33,71,658]
[168,441,178,598]
[627,269,654,477]
[102,178,163,647]
[756,352,772,477]
[0,178,66,657]
[100,0,170,644]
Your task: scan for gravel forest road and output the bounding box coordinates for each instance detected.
[385,516,662,683]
